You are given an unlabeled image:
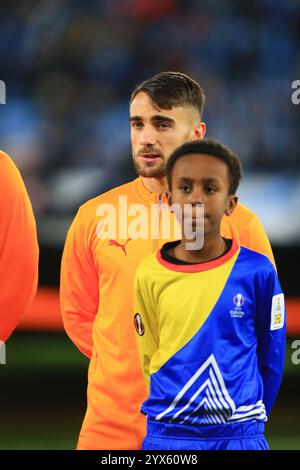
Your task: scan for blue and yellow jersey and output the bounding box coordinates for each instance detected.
[134,240,285,428]
[61,175,276,449]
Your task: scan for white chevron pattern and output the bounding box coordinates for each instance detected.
[155,354,267,424]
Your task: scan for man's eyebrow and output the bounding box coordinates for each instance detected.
[129,116,142,122]
[129,115,175,124]
[151,115,175,124]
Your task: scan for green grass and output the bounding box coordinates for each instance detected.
[3,332,88,370]
[268,436,300,450]
[0,333,299,450]
[0,412,80,450]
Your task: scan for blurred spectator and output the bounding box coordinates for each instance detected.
[0,0,299,215]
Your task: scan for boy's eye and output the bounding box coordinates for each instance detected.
[180,185,191,193]
[205,186,216,194]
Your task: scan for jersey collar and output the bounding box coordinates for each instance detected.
[132,176,169,205]
[156,238,239,273]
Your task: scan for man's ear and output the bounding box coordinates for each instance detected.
[225,195,238,216]
[193,121,206,140]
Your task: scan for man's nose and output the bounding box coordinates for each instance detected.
[139,126,156,146]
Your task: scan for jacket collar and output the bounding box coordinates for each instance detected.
[132,176,169,205]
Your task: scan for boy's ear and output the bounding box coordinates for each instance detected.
[225,195,238,216]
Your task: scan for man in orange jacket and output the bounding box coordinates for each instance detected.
[0,150,39,344]
[60,72,275,450]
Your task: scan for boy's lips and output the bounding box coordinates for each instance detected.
[186,214,207,223]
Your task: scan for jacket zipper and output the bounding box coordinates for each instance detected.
[153,193,163,252]
[158,193,163,209]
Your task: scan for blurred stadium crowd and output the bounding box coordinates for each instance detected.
[0,2,299,452]
[0,0,299,217]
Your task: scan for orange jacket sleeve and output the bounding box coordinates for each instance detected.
[60,207,99,358]
[239,212,276,267]
[0,151,39,342]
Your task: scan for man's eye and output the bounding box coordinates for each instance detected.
[157,122,170,129]
[131,121,143,128]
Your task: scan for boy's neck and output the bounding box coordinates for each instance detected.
[170,234,228,264]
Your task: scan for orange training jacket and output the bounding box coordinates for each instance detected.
[0,150,39,342]
[60,176,275,450]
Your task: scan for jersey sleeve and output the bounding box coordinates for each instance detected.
[255,264,286,416]
[60,207,99,358]
[0,155,39,342]
[134,266,159,392]
[240,213,276,267]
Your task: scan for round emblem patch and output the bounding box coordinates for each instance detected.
[233,293,245,307]
[134,313,145,336]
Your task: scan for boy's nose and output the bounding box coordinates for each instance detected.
[190,189,204,205]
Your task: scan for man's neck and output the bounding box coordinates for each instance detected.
[140,176,169,194]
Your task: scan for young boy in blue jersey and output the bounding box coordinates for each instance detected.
[134,138,286,450]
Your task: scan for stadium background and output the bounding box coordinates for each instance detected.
[0,0,299,449]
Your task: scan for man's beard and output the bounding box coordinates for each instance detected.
[132,154,167,178]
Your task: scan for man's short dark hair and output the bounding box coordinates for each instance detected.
[130,71,205,118]
[166,138,242,195]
